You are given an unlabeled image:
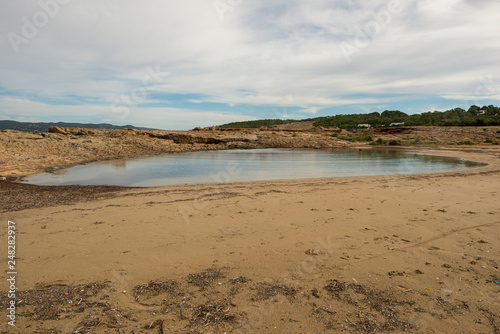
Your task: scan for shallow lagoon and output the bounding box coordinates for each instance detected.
[23,149,486,187]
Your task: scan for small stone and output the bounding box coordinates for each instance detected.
[305,249,320,256]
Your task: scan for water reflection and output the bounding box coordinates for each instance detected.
[108,160,128,169]
[23,149,486,187]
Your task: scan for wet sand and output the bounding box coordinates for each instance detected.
[0,146,499,333]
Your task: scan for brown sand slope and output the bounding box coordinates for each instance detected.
[0,146,499,333]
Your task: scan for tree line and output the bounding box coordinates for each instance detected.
[218,105,500,129]
[219,119,297,129]
[313,105,500,129]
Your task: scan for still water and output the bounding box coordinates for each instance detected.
[23,149,486,187]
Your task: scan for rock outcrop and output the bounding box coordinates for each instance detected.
[48,126,68,135]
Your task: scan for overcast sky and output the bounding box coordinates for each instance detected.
[1,0,499,130]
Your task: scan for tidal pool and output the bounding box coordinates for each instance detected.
[23,149,486,187]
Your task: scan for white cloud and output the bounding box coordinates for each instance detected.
[0,96,254,130]
[298,106,320,114]
[0,0,499,128]
[441,94,500,102]
[418,105,462,114]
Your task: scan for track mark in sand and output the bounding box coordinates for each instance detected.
[346,221,500,267]
[405,221,500,250]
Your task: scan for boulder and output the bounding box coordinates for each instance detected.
[72,129,95,136]
[48,126,68,135]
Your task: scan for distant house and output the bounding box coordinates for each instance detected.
[389,122,405,127]
[357,124,371,128]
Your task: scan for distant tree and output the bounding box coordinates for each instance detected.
[483,105,500,116]
[219,105,500,129]
[467,105,481,115]
[219,119,295,129]
[380,110,408,120]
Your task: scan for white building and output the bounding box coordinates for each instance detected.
[357,124,371,128]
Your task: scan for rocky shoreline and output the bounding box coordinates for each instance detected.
[1,125,499,179]
[0,127,342,179]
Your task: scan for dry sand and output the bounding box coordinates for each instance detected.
[0,145,499,333]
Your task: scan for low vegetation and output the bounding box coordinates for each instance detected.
[219,119,296,129]
[336,131,375,142]
[0,120,155,132]
[219,105,500,129]
[314,105,500,129]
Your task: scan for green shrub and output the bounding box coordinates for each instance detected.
[369,138,386,145]
[358,131,374,142]
[338,131,374,142]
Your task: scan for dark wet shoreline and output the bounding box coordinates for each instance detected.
[0,181,128,213]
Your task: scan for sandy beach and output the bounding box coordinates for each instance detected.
[0,144,499,333]
[3,0,500,331]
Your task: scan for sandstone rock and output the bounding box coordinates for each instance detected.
[172,134,223,144]
[150,133,224,144]
[71,129,95,136]
[48,126,68,135]
[219,137,252,143]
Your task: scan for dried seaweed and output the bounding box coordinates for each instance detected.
[230,276,251,284]
[133,280,181,301]
[0,282,109,321]
[322,279,415,332]
[253,283,297,301]
[191,298,238,325]
[324,279,348,293]
[186,267,226,287]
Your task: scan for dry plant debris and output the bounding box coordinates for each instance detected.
[133,280,181,302]
[191,298,239,326]
[186,267,226,287]
[322,280,415,332]
[253,283,297,301]
[0,282,109,321]
[1,268,498,333]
